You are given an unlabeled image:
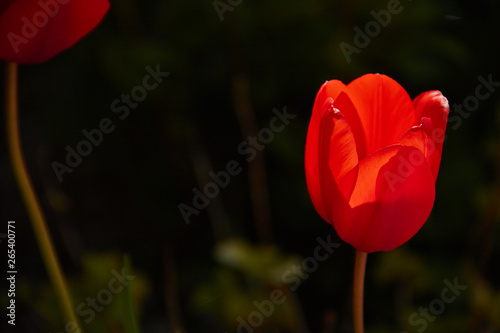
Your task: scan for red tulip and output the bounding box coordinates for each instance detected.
[0,0,110,63]
[305,74,449,253]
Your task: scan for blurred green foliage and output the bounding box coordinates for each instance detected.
[1,0,500,332]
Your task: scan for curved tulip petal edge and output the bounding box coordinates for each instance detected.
[305,74,449,253]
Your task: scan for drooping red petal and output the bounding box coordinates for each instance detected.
[0,0,110,63]
[305,80,345,221]
[413,91,449,180]
[344,74,417,155]
[334,91,367,160]
[306,99,340,222]
[332,145,436,252]
[325,102,359,203]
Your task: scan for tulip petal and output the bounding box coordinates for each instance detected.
[305,81,346,221]
[323,80,347,100]
[333,91,367,159]
[344,74,417,155]
[326,103,359,202]
[0,0,110,63]
[305,102,333,222]
[413,91,449,180]
[332,145,435,252]
[397,117,434,168]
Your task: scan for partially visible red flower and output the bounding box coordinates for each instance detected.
[0,0,110,63]
[305,74,449,253]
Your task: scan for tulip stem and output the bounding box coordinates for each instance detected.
[5,62,80,330]
[353,250,367,333]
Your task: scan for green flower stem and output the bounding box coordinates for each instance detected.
[353,250,367,333]
[5,62,80,329]
[122,255,140,333]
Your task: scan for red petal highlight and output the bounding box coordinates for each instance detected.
[332,145,435,252]
[0,0,110,63]
[344,74,417,155]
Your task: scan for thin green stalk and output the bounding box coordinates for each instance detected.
[353,250,367,333]
[122,255,140,333]
[5,62,80,329]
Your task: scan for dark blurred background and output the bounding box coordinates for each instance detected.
[1,0,500,332]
